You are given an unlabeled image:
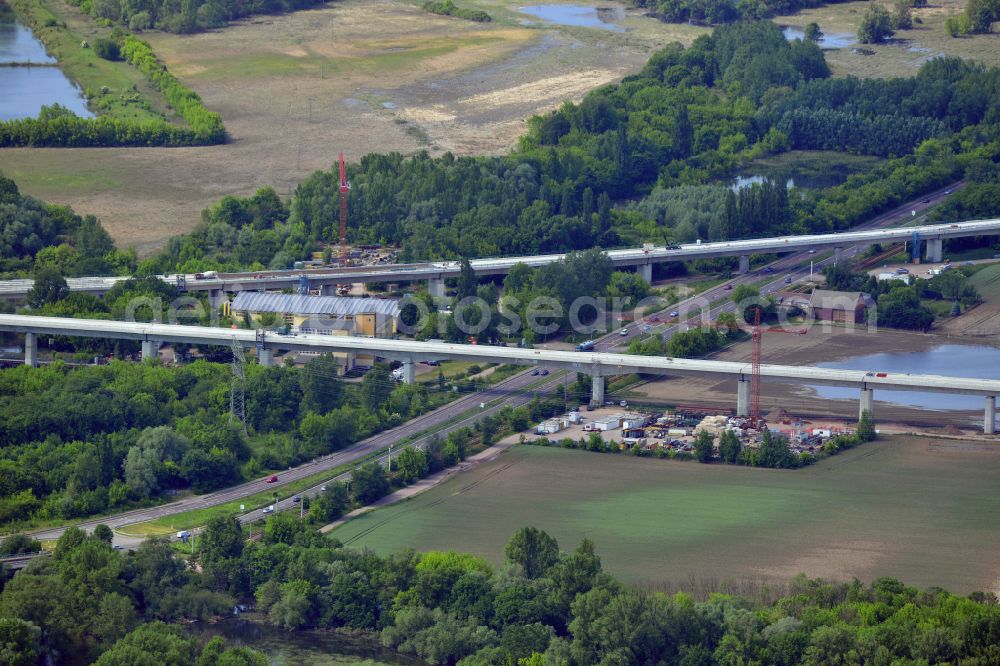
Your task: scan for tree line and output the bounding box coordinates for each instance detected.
[628,0,848,25]
[69,0,326,33]
[2,521,998,664]
[0,352,464,528]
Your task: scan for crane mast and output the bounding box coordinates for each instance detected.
[339,151,350,264]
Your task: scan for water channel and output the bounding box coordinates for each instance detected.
[808,344,1000,411]
[0,6,92,120]
[518,4,626,31]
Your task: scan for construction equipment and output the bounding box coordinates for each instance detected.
[338,151,350,263]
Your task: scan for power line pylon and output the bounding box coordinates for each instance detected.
[229,338,248,435]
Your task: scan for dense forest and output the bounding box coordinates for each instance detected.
[69,0,326,33]
[144,21,1000,274]
[0,353,462,527]
[0,173,135,277]
[2,523,998,665]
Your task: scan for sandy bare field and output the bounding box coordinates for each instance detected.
[2,0,697,253]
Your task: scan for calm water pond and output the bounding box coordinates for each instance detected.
[782,26,855,49]
[730,172,845,192]
[188,618,424,666]
[0,10,92,120]
[519,5,626,31]
[809,344,1000,410]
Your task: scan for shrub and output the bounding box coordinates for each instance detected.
[94,37,122,60]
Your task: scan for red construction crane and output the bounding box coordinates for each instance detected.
[338,151,350,263]
[750,308,761,426]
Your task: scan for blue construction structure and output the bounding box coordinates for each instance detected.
[298,274,310,295]
[911,230,921,262]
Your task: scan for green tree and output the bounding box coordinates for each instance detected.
[858,3,895,43]
[456,257,478,301]
[694,429,714,463]
[717,429,742,463]
[352,462,390,505]
[857,409,876,442]
[93,524,114,544]
[504,527,559,578]
[361,364,393,413]
[27,267,69,307]
[300,354,341,414]
[308,481,350,523]
[200,515,244,564]
[804,22,823,40]
[395,447,429,484]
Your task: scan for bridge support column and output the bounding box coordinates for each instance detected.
[319,284,335,296]
[638,263,653,284]
[401,360,416,384]
[985,396,996,435]
[24,332,37,367]
[859,387,874,420]
[590,375,605,407]
[739,255,750,274]
[736,378,750,417]
[208,289,226,309]
[926,238,943,263]
[833,247,844,264]
[141,339,158,361]
[258,348,274,367]
[428,278,445,299]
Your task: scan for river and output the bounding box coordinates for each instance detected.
[0,5,92,120]
[809,344,1000,411]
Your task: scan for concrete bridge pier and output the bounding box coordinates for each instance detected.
[319,284,335,296]
[207,289,227,310]
[24,332,37,367]
[401,360,416,384]
[736,378,750,416]
[141,339,158,361]
[428,278,445,299]
[739,255,750,274]
[926,238,943,263]
[638,263,653,284]
[833,247,844,264]
[859,387,874,419]
[590,374,605,407]
[258,348,274,367]
[986,396,996,435]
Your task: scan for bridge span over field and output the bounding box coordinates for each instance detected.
[1,218,998,300]
[1,314,997,434]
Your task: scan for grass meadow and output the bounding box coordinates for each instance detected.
[331,436,1000,595]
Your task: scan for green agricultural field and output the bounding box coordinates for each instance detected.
[331,437,1000,594]
[969,262,1000,303]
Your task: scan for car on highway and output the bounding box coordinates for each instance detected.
[670,311,679,317]
[784,276,792,284]
[945,189,952,194]
[764,266,774,273]
[540,369,549,376]
[647,315,661,322]
[922,199,930,203]
[320,485,327,492]
[808,249,816,254]
[895,267,909,274]
[724,284,733,290]
[265,475,278,483]
[262,505,275,514]
[292,496,301,503]
[642,324,651,331]
[620,328,629,336]
[531,368,540,376]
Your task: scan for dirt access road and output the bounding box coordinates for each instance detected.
[3,0,700,253]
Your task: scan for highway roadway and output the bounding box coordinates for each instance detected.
[0,182,985,299]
